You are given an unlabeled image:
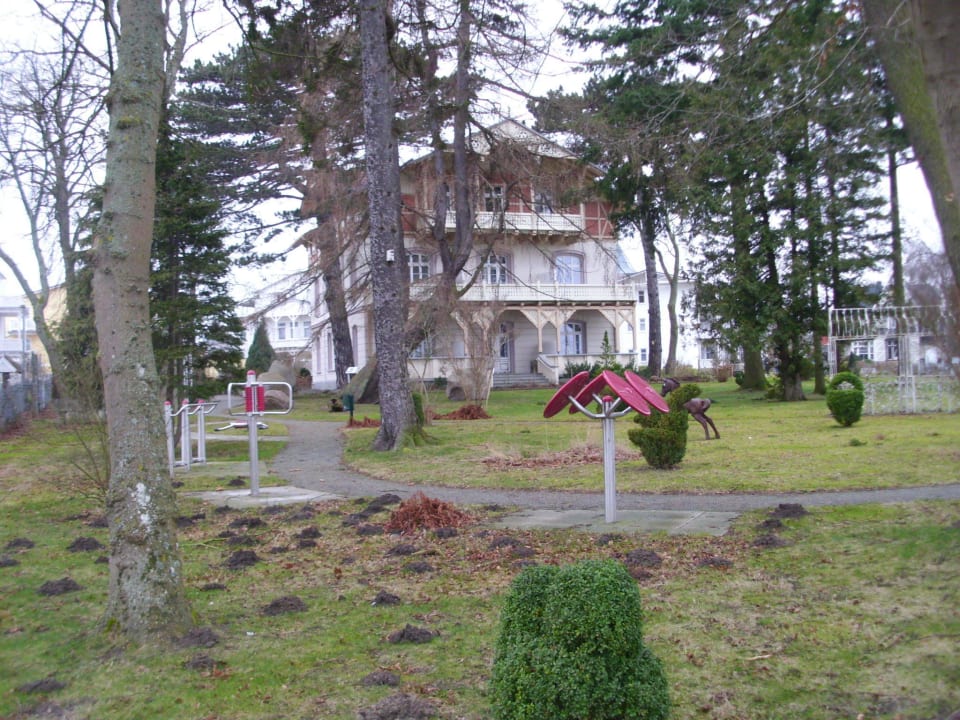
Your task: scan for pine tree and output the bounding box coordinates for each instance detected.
[246,320,276,374]
[151,124,245,403]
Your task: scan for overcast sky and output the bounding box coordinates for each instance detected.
[0,1,944,301]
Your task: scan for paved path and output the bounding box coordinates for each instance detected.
[266,419,960,510]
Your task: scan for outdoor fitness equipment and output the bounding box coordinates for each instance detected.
[225,370,293,496]
[543,370,669,523]
[164,398,218,477]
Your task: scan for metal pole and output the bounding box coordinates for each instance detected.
[602,396,617,523]
[164,401,175,478]
[195,400,207,463]
[246,370,261,496]
[179,399,191,470]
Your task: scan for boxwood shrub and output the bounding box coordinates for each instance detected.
[490,559,670,720]
[627,383,700,468]
[826,371,865,426]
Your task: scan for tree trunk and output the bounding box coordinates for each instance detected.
[637,185,662,375]
[360,0,416,450]
[863,0,960,288]
[886,117,906,306]
[742,347,766,389]
[91,0,192,640]
[319,227,355,388]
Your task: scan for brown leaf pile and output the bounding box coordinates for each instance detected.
[481,447,642,470]
[384,492,473,534]
[432,404,492,420]
[347,417,381,428]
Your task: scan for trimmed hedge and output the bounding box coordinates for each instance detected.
[826,371,865,427]
[627,383,700,468]
[490,559,670,720]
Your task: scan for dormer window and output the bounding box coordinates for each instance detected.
[484,185,505,213]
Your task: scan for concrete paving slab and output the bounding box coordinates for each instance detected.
[184,485,341,509]
[490,508,739,536]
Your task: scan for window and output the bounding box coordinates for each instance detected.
[534,190,554,214]
[886,337,899,361]
[277,318,288,341]
[555,253,583,284]
[639,348,648,363]
[638,290,645,304]
[561,321,585,355]
[484,185,504,213]
[411,335,434,359]
[484,254,509,284]
[852,339,874,361]
[408,252,430,282]
[701,343,716,361]
[638,317,647,332]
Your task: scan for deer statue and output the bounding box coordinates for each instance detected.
[660,378,720,440]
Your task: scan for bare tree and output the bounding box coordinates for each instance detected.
[0,11,107,385]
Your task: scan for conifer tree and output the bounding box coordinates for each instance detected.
[246,320,276,374]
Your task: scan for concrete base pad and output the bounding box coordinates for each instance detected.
[185,485,341,509]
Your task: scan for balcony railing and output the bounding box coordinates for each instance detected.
[411,280,637,305]
[445,210,583,235]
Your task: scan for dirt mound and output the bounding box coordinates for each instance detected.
[177,627,220,649]
[261,595,307,616]
[770,503,809,519]
[372,590,401,606]
[5,537,35,550]
[361,670,400,687]
[358,693,437,720]
[37,578,82,596]
[67,537,103,552]
[224,550,260,569]
[433,404,491,420]
[387,624,435,644]
[384,492,472,534]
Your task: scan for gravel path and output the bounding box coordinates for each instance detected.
[267,418,960,512]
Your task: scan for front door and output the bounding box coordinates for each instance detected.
[495,322,514,374]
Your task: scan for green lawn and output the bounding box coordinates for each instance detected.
[1,389,958,719]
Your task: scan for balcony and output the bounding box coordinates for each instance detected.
[411,280,637,305]
[445,211,583,235]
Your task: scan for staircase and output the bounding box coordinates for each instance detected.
[491,372,553,390]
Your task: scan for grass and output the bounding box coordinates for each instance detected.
[335,382,960,493]
[1,388,959,719]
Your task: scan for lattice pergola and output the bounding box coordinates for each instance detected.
[827,305,958,414]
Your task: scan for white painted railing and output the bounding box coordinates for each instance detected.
[446,211,583,234]
[411,281,636,304]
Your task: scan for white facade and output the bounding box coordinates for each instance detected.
[629,271,723,373]
[240,286,314,373]
[307,121,708,390]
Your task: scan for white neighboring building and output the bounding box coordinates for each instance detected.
[239,283,314,375]
[0,272,36,377]
[627,270,716,373]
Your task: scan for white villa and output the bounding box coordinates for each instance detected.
[307,120,712,392]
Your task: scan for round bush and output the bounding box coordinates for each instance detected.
[490,559,670,720]
[826,372,865,427]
